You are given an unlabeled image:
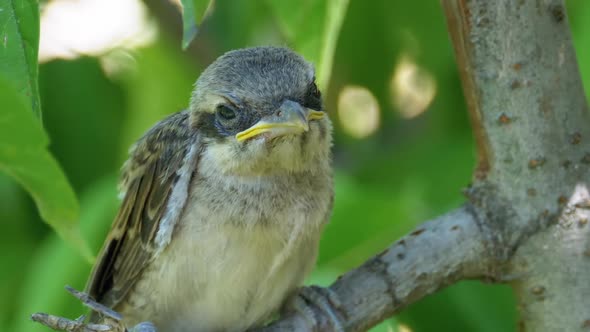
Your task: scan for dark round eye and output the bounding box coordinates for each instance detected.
[304,81,322,110]
[217,105,236,120]
[310,82,321,99]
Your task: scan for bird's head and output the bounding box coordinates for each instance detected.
[189,46,332,176]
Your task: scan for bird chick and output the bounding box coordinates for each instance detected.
[86,46,334,332]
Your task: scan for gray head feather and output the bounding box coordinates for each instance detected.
[190,46,315,115]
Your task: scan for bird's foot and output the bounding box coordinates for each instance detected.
[286,285,346,332]
[31,286,156,332]
[31,313,116,332]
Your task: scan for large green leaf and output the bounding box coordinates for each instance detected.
[0,77,90,261]
[0,0,41,117]
[11,175,119,332]
[266,0,349,90]
[180,0,213,49]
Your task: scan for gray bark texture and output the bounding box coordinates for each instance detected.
[258,0,590,331]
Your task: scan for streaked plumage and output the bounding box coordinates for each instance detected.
[86,47,333,332]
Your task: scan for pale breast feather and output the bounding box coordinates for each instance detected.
[85,110,200,310]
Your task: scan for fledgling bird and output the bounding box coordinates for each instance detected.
[85,46,333,332]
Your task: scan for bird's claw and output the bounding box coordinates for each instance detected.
[31,312,116,332]
[286,285,345,332]
[31,286,156,332]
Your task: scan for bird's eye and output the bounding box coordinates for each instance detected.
[303,80,322,110]
[310,82,321,99]
[217,105,237,120]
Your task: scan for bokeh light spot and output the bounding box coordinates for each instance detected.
[337,85,380,138]
[398,324,414,332]
[39,0,157,63]
[390,55,437,118]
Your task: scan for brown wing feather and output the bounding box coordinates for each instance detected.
[86,110,197,309]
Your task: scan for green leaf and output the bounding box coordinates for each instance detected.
[0,0,42,117]
[180,0,212,49]
[0,77,90,261]
[569,1,590,98]
[10,175,119,332]
[266,0,349,90]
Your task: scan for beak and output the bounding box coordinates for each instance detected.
[236,100,324,142]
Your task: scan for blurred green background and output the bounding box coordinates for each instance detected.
[1,1,590,331]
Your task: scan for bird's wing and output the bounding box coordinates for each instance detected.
[85,110,199,309]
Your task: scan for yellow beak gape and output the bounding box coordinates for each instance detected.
[236,101,323,142]
[308,110,324,121]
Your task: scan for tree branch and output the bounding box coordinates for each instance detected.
[441,1,590,330]
[261,0,590,331]
[258,206,495,331]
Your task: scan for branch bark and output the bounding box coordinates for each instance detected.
[259,206,493,332]
[443,1,590,330]
[259,0,590,331]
